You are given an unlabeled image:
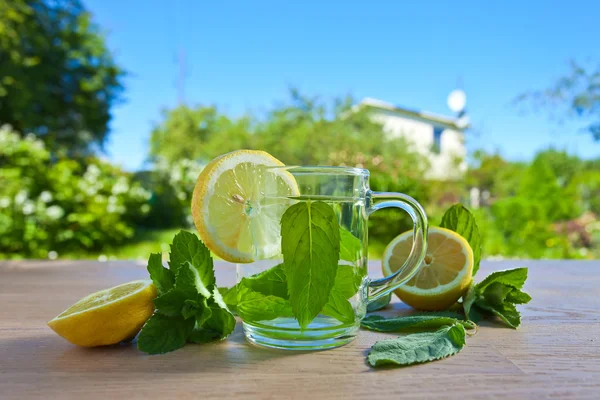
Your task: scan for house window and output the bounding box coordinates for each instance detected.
[432,127,443,154]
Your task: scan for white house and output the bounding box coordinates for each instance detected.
[358,97,469,181]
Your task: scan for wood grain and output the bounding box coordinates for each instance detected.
[1,260,599,399]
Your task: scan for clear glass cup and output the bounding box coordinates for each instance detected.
[236,166,428,350]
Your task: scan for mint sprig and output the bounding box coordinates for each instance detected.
[463,267,531,328]
[137,230,235,355]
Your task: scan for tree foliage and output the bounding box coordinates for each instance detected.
[0,0,124,154]
[516,60,600,140]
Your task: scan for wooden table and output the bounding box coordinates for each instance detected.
[1,260,599,399]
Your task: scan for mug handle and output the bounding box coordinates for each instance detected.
[366,191,429,303]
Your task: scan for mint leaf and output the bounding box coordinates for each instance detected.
[476,268,528,291]
[188,328,220,344]
[189,291,235,344]
[322,290,355,324]
[331,265,363,298]
[481,282,514,306]
[241,264,288,299]
[218,286,237,314]
[137,314,194,355]
[194,298,212,326]
[154,288,188,317]
[339,227,362,262]
[181,300,201,320]
[367,293,392,312]
[506,289,532,304]
[204,288,236,339]
[477,301,521,328]
[147,253,174,295]
[440,204,481,275]
[281,201,341,329]
[169,231,215,295]
[361,312,465,332]
[176,261,213,299]
[321,265,363,324]
[463,282,477,318]
[367,322,466,367]
[236,283,293,322]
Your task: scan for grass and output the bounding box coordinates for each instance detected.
[61,228,186,260]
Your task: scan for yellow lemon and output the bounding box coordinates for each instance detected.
[191,150,299,263]
[382,227,473,311]
[48,280,156,347]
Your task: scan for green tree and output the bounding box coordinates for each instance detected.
[0,0,124,154]
[516,60,600,140]
[149,105,252,163]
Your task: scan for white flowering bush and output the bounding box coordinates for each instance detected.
[0,125,151,258]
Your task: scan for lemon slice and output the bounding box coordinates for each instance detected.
[48,280,157,347]
[191,150,299,263]
[383,227,473,311]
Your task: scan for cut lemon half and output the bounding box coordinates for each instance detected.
[192,150,299,263]
[48,280,157,347]
[382,227,473,311]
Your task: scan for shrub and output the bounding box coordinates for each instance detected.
[134,158,205,229]
[0,125,151,258]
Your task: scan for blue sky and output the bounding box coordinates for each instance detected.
[85,0,599,171]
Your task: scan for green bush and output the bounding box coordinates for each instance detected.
[0,125,151,258]
[135,158,205,228]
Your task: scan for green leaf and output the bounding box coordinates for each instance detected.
[147,253,174,295]
[218,286,238,314]
[321,265,363,324]
[481,282,514,306]
[189,290,236,344]
[236,283,293,322]
[176,262,213,299]
[188,328,221,344]
[361,312,465,332]
[440,204,482,276]
[240,264,288,299]
[154,288,188,317]
[204,288,236,339]
[477,301,521,329]
[339,227,362,262]
[322,290,355,324]
[367,293,392,312]
[137,314,195,355]
[505,289,532,304]
[476,268,528,291]
[194,298,212,327]
[367,322,466,367]
[462,282,477,319]
[181,299,201,320]
[169,231,215,295]
[281,201,341,329]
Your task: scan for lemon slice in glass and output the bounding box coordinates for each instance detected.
[191,150,299,263]
[383,227,473,310]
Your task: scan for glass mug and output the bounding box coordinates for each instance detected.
[236,166,428,350]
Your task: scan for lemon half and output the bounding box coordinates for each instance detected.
[383,227,473,311]
[48,280,157,347]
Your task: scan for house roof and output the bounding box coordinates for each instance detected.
[358,97,470,131]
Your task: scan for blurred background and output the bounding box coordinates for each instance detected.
[1,0,599,261]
